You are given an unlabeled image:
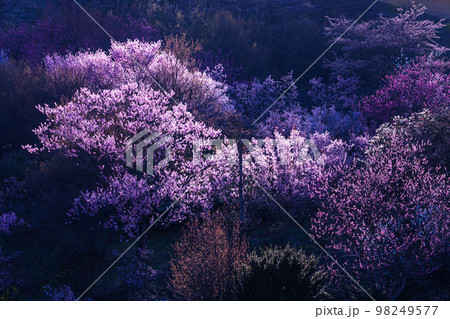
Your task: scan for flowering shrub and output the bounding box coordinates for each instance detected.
[312,131,449,299]
[359,56,450,129]
[0,212,24,236]
[257,105,366,139]
[324,2,446,87]
[170,212,248,300]
[247,73,365,139]
[308,76,359,111]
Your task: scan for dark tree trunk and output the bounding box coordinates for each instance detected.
[237,137,245,225]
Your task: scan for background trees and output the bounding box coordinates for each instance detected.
[323,3,446,90]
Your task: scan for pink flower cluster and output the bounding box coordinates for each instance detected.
[359,56,450,128]
[312,131,449,278]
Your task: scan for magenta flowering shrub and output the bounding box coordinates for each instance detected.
[359,56,450,129]
[324,2,446,86]
[312,131,449,298]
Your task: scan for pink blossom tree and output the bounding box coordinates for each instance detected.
[312,131,449,299]
[26,80,225,239]
[44,40,231,128]
[25,40,237,240]
[359,56,450,129]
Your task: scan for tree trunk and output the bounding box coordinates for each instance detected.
[237,137,245,226]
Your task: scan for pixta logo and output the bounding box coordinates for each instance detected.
[125,130,171,175]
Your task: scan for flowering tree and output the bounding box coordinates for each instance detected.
[312,131,449,299]
[324,2,446,87]
[26,40,237,240]
[242,130,353,220]
[26,81,224,238]
[44,40,231,127]
[359,56,450,129]
[374,108,450,168]
[30,39,354,237]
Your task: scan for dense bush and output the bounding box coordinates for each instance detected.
[170,212,248,300]
[235,244,329,300]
